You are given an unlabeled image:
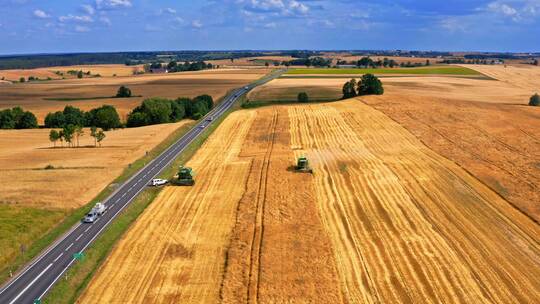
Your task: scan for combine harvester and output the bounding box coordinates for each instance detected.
[171,166,195,186]
[294,156,313,174]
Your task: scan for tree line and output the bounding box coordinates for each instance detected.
[49,125,106,148]
[144,61,214,73]
[127,95,213,127]
[0,107,38,129]
[342,74,384,99]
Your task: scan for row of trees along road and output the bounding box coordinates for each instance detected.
[0,107,38,129]
[127,95,213,127]
[342,74,384,99]
[49,125,106,148]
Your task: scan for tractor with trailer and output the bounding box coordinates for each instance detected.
[294,156,313,173]
[171,166,195,186]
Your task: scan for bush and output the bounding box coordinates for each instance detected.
[357,74,384,96]
[342,79,357,99]
[19,77,25,83]
[116,86,132,98]
[298,92,309,103]
[530,93,540,106]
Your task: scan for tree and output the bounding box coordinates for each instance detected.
[75,126,84,147]
[534,59,539,66]
[19,77,25,83]
[426,60,431,66]
[58,130,65,147]
[116,86,132,98]
[126,112,149,127]
[77,70,83,79]
[530,93,540,106]
[90,126,98,147]
[62,125,75,147]
[297,92,309,103]
[49,130,60,147]
[357,74,384,96]
[96,130,106,147]
[87,105,121,130]
[0,109,15,129]
[44,111,65,128]
[15,111,38,129]
[265,62,270,68]
[63,105,86,126]
[342,79,357,99]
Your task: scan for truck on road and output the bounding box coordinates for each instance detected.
[83,202,107,223]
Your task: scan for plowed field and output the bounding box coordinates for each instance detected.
[80,100,540,303]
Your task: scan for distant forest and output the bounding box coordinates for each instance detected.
[0,51,321,70]
[0,50,537,70]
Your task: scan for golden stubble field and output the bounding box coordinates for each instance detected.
[0,68,267,123]
[249,65,540,222]
[80,100,540,303]
[0,121,189,209]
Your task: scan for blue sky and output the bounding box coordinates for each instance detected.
[0,0,539,55]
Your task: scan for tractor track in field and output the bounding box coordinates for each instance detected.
[246,109,278,304]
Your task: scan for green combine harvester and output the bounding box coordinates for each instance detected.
[172,166,195,186]
[295,156,313,173]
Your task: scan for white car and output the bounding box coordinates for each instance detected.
[205,116,214,122]
[151,178,168,186]
[83,212,98,223]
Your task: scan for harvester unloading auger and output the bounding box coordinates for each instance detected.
[171,166,195,186]
[295,156,313,173]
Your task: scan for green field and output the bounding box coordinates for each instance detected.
[286,65,482,76]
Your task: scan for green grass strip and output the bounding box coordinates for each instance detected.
[286,65,482,75]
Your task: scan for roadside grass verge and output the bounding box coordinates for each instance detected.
[42,95,241,304]
[286,65,483,76]
[0,122,194,286]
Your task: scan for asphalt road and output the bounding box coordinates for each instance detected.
[0,69,284,304]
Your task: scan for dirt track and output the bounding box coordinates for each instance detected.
[80,100,540,303]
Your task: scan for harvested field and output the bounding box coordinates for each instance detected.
[78,111,256,303]
[81,100,540,303]
[0,122,188,209]
[362,93,540,222]
[0,68,267,123]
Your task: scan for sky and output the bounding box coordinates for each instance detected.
[0,0,539,55]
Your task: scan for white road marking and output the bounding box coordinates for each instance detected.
[84,226,91,233]
[65,243,74,251]
[75,234,83,241]
[8,263,53,304]
[53,253,63,263]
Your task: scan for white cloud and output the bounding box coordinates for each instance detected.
[95,0,132,10]
[75,25,90,32]
[288,0,308,15]
[483,1,540,22]
[242,0,309,16]
[33,9,50,19]
[59,14,94,23]
[165,8,176,14]
[82,4,95,15]
[100,16,112,26]
[192,20,203,28]
[174,16,185,23]
[264,22,277,28]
